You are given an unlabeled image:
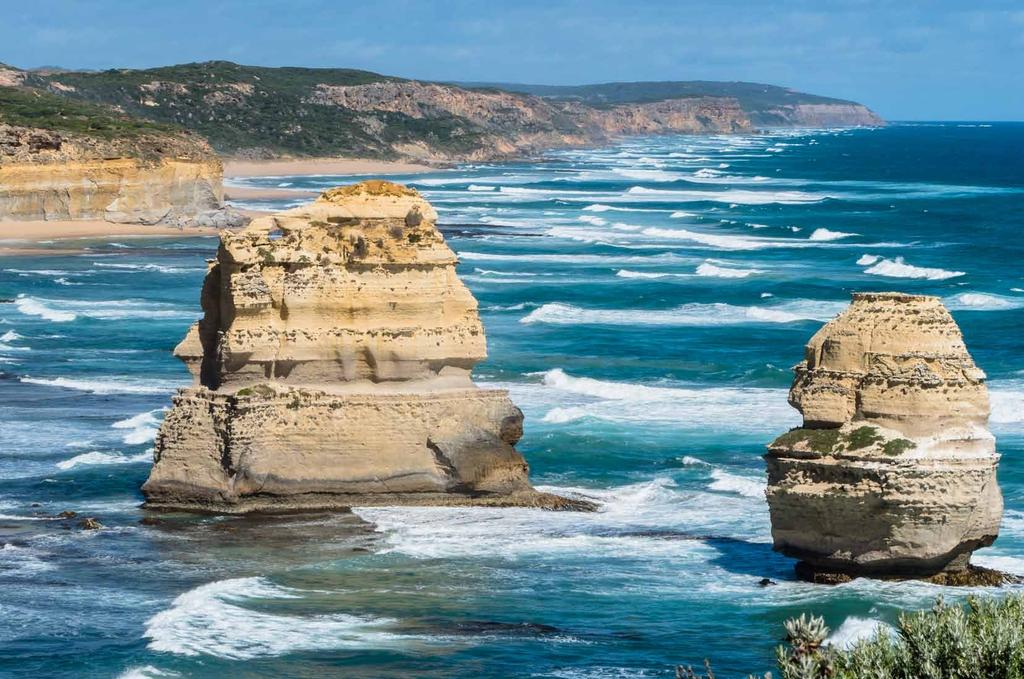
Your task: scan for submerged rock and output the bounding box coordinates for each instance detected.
[766,292,1002,580]
[143,180,585,513]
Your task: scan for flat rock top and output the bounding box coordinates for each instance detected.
[277,180,438,222]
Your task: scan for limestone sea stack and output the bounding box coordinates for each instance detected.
[765,292,1002,580]
[143,181,580,512]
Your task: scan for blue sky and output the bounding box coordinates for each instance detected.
[2,0,1022,120]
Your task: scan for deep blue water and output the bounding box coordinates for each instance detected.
[1,123,1023,678]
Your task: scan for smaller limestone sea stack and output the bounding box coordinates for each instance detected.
[766,292,1002,581]
[143,180,581,512]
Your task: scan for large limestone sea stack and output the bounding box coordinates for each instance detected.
[143,181,576,512]
[766,292,1002,581]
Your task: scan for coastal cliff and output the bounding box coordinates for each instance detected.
[0,86,224,224]
[765,292,1002,581]
[17,61,879,161]
[143,180,581,512]
[310,80,748,160]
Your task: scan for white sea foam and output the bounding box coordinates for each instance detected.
[14,296,76,322]
[857,254,880,265]
[612,168,682,182]
[1,330,21,342]
[826,617,893,650]
[626,186,829,205]
[615,269,687,280]
[56,450,152,470]
[92,262,196,274]
[578,215,608,226]
[144,577,401,659]
[356,474,768,562]
[20,376,185,395]
[116,666,181,679]
[809,228,857,241]
[521,300,843,327]
[482,302,534,312]
[0,543,56,575]
[670,211,696,218]
[864,257,964,280]
[989,381,1024,427]
[458,251,685,265]
[639,227,811,251]
[679,456,709,466]
[467,184,497,191]
[695,261,764,278]
[946,292,1024,311]
[530,369,797,433]
[708,469,766,499]
[582,204,613,212]
[112,409,165,444]
[14,295,196,322]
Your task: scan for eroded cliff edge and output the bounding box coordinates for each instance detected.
[766,292,1002,582]
[0,85,226,224]
[143,180,584,512]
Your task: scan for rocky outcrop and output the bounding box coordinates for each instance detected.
[749,103,883,128]
[766,292,1002,579]
[0,122,224,224]
[143,180,581,512]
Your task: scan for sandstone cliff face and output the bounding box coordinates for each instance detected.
[765,293,1002,578]
[750,103,883,128]
[0,123,222,224]
[309,81,748,160]
[143,181,579,512]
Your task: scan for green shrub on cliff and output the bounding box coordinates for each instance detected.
[0,85,176,139]
[679,594,1024,678]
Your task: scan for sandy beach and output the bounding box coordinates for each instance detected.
[223,185,318,201]
[223,157,438,178]
[0,220,218,255]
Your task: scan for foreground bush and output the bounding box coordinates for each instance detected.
[678,594,1024,679]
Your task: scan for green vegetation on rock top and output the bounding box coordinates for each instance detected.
[19,61,448,158]
[844,425,884,451]
[770,428,840,454]
[0,85,177,140]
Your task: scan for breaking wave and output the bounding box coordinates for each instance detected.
[707,469,766,499]
[20,376,185,395]
[56,450,152,470]
[144,577,402,659]
[809,228,857,241]
[521,300,843,326]
[863,257,964,280]
[695,261,764,278]
[13,295,197,322]
[112,409,165,444]
[946,292,1024,311]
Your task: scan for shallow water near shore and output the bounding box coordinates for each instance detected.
[2,123,1023,677]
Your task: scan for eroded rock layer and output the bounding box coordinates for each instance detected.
[143,181,578,512]
[0,123,223,224]
[765,292,1002,578]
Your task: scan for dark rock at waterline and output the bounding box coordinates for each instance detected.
[795,561,1022,586]
[77,517,102,530]
[139,517,163,526]
[0,298,13,303]
[758,578,777,587]
[57,511,77,519]
[446,620,563,637]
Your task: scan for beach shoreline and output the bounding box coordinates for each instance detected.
[0,220,218,255]
[223,157,440,178]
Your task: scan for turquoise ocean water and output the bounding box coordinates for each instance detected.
[1,123,1023,677]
